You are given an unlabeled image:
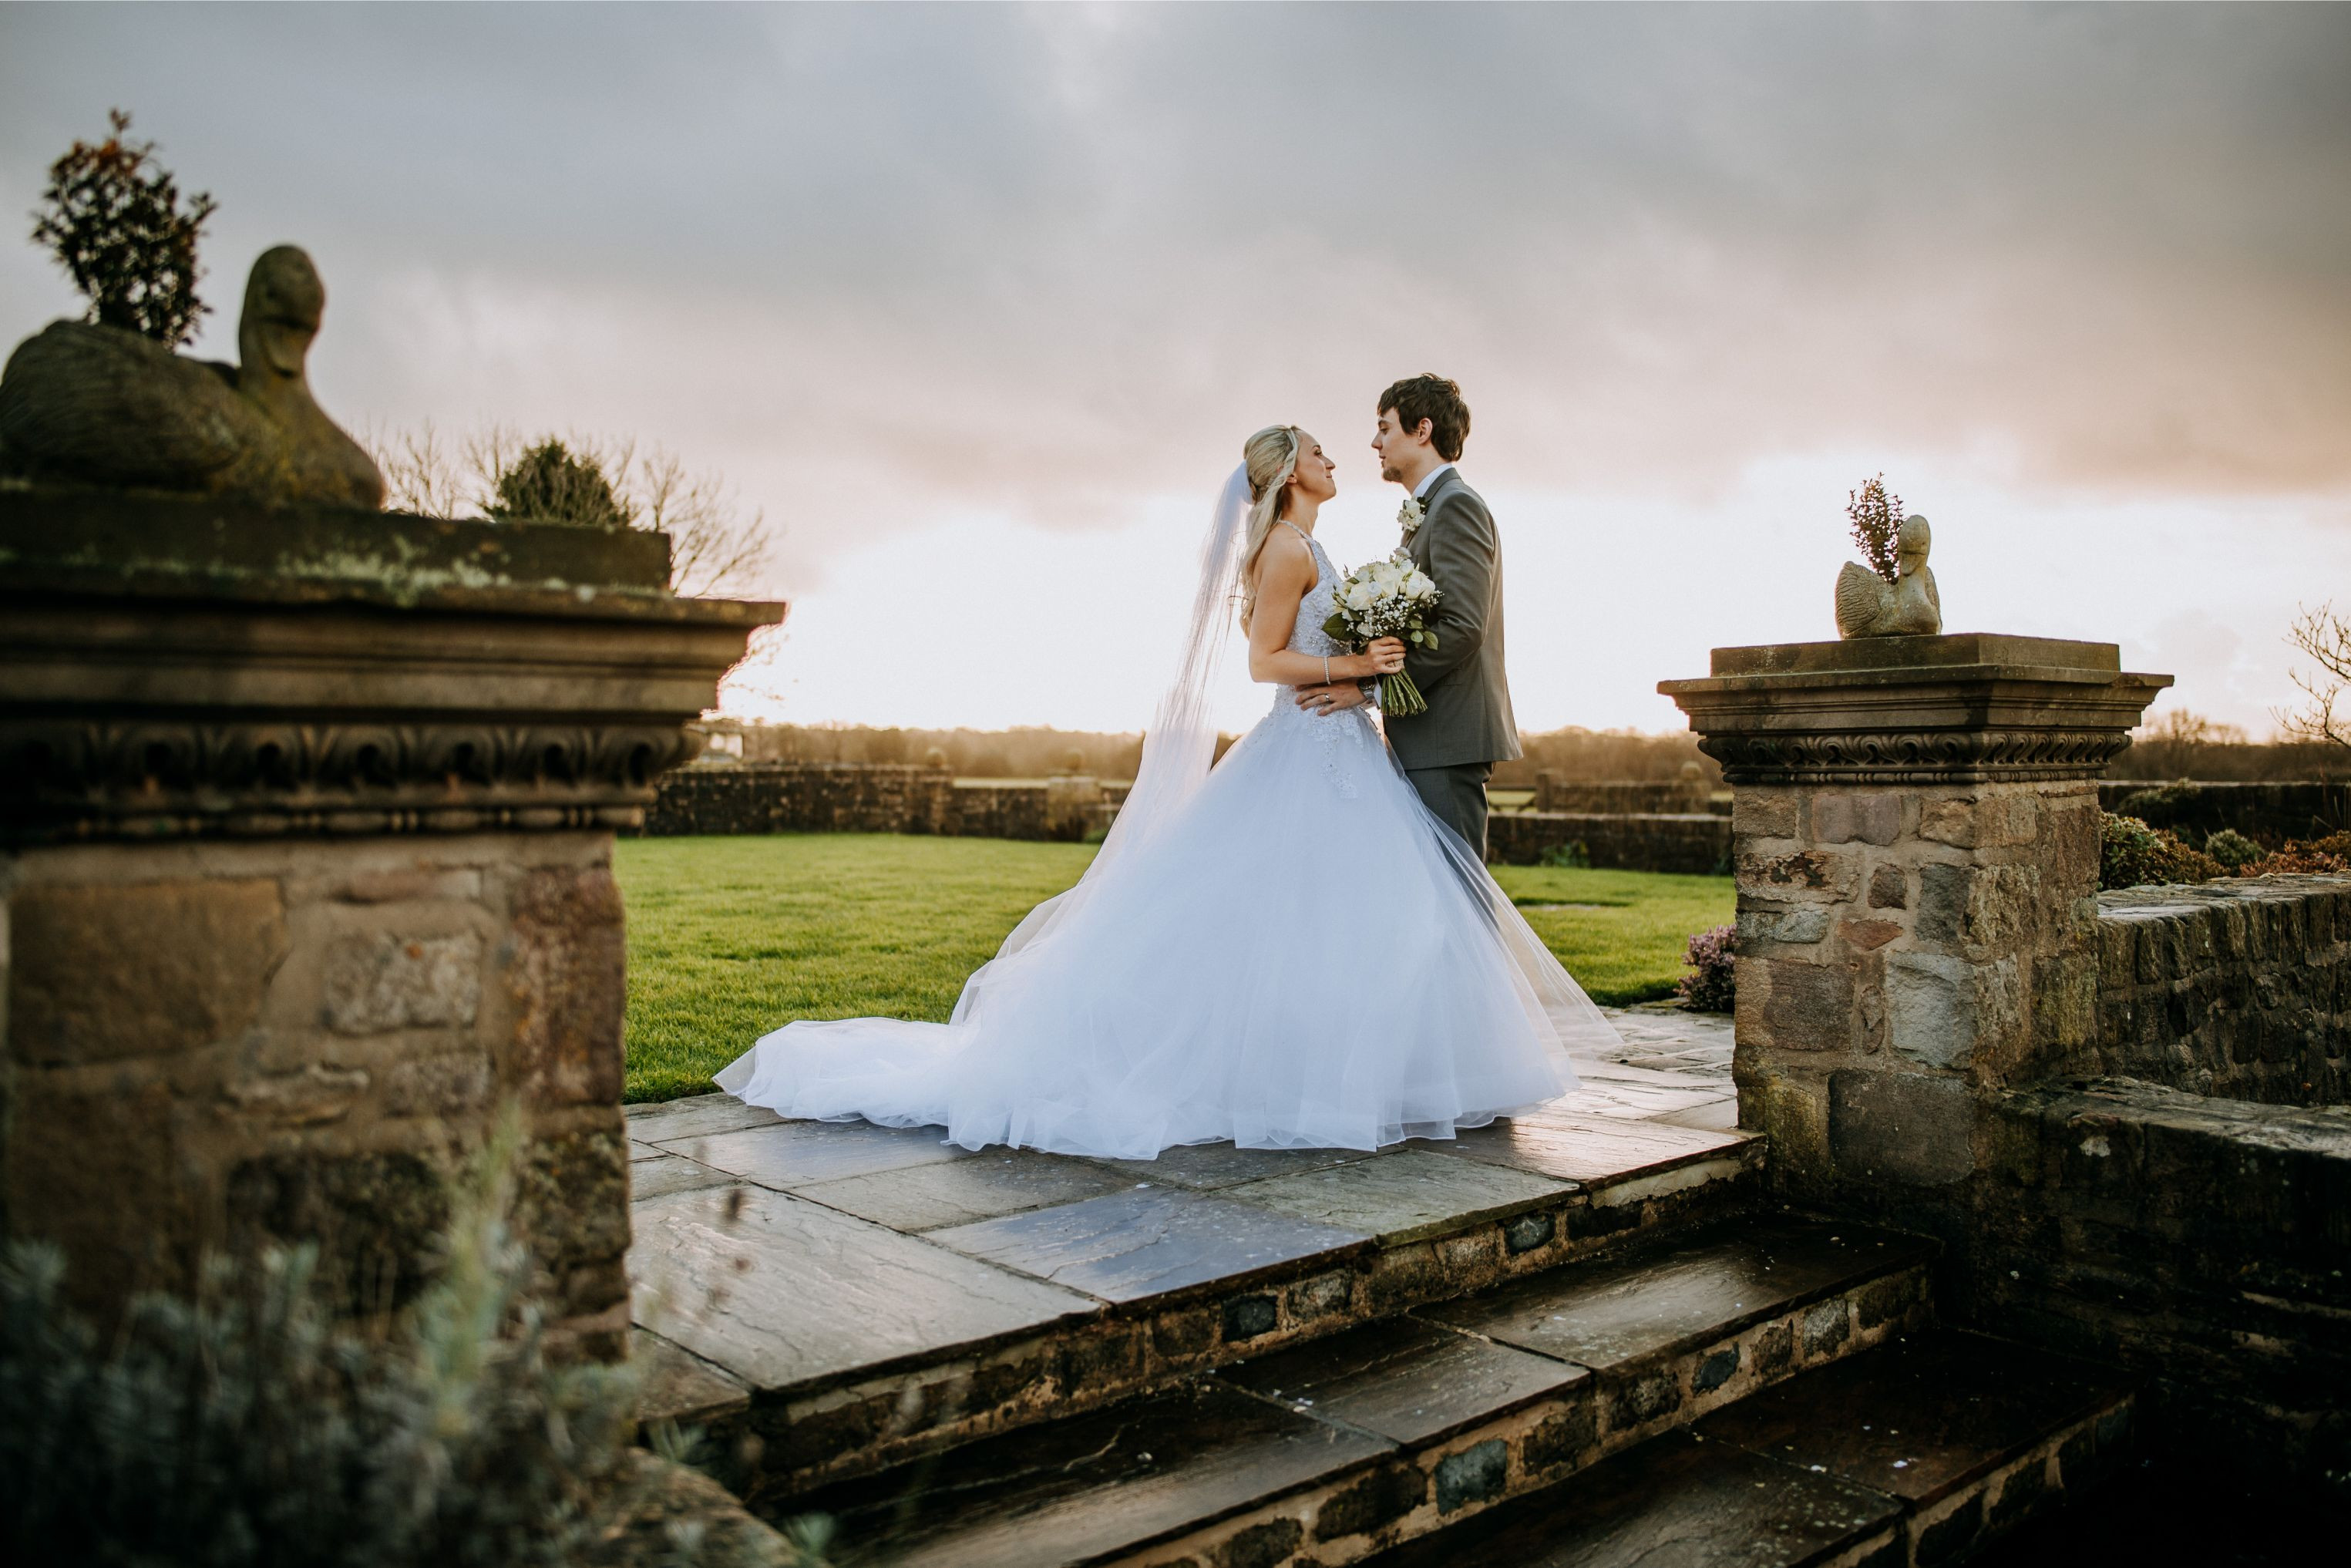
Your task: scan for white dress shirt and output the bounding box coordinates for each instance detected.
[1411,463,1458,502]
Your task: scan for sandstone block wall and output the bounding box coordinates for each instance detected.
[1487,811,1732,876]
[1,832,631,1355]
[1727,780,2104,1200]
[2088,877,2351,1105]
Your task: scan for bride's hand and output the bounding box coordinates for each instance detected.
[1361,638,1408,676]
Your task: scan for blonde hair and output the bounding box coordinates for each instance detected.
[1237,424,1302,632]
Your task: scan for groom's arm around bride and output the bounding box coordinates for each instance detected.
[1366,374,1521,856]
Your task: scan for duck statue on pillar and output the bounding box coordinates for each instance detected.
[1835,514,1942,639]
[0,244,385,510]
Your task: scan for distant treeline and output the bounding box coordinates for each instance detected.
[2107,737,2346,783]
[728,722,1718,785]
[725,716,2345,787]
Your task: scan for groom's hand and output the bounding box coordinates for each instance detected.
[1296,681,1368,715]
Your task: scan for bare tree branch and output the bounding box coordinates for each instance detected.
[362,422,773,597]
[2277,601,2351,752]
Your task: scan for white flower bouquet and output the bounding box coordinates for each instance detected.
[1323,549,1440,716]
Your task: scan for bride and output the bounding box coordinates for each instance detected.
[716,424,1619,1158]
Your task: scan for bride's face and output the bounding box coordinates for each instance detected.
[1289,435,1337,506]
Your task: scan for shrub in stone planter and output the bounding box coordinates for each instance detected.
[2098,812,2221,890]
[0,1119,638,1566]
[1677,923,1737,1012]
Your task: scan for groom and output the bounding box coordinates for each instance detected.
[1299,373,1519,856]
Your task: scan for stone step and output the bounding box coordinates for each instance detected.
[1365,1327,2136,1568]
[777,1215,1934,1567]
[624,1092,1763,1501]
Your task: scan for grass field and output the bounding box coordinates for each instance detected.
[614,834,1733,1102]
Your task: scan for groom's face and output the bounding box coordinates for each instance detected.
[1373,407,1434,485]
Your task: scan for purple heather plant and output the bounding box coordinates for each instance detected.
[1677,923,1737,1013]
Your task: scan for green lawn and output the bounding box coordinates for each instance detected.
[614,834,1732,1102]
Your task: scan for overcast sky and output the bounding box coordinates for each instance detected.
[5,3,2347,735]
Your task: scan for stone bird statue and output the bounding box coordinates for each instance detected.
[0,245,385,510]
[1835,515,1942,638]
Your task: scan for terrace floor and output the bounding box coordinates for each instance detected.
[622,1004,1744,1497]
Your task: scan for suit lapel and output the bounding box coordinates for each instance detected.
[1405,467,1458,564]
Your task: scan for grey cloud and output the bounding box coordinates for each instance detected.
[3,1,2347,571]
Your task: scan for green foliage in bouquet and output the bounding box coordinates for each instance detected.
[1323,552,1441,717]
[0,1114,638,1566]
[2098,813,2222,890]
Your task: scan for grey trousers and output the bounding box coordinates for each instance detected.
[1404,761,1494,860]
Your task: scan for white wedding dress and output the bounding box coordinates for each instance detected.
[718,482,1619,1158]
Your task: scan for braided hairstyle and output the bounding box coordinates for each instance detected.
[1236,423,1302,633]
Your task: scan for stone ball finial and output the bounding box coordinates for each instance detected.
[0,244,384,510]
[1835,513,1942,638]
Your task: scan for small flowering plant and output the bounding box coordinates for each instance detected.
[1323,549,1440,716]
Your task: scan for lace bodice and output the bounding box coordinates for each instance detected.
[1282,523,1346,664]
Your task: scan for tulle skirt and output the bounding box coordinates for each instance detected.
[715,695,1616,1158]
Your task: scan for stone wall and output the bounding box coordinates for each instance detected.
[641,762,957,836]
[1487,811,1732,876]
[2,831,634,1355]
[2097,780,2349,843]
[2086,877,2351,1105]
[639,764,1107,843]
[1973,1078,2351,1482]
[1532,776,1723,816]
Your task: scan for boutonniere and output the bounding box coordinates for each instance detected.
[1397,497,1425,537]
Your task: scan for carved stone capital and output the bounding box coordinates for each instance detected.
[1660,634,2171,786]
[1,488,785,844]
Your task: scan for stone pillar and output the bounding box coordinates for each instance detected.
[0,488,782,1354]
[1660,635,2168,1209]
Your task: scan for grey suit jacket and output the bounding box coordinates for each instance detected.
[1384,467,1522,771]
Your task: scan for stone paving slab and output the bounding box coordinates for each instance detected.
[1367,1428,1904,1568]
[794,1381,1391,1568]
[1424,1217,1936,1374]
[1429,1112,1747,1186]
[630,1183,1098,1392]
[1222,1148,1572,1245]
[792,1148,1139,1232]
[926,1183,1372,1304]
[631,1151,739,1203]
[1219,1315,1589,1449]
[653,1118,974,1189]
[1693,1329,2131,1510]
[631,1327,752,1429]
[1096,1140,1383,1190]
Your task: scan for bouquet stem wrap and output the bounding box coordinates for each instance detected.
[1377,669,1428,716]
[1323,550,1440,719]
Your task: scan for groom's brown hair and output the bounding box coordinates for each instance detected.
[1378,374,1471,463]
